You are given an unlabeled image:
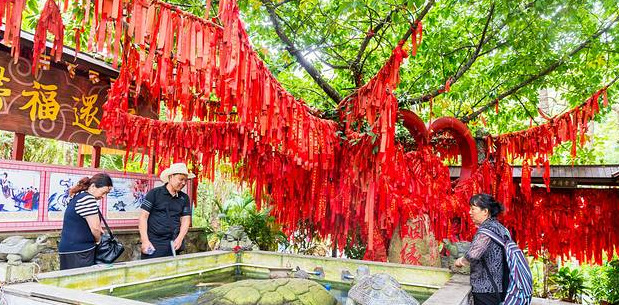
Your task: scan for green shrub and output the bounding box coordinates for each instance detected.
[551,266,587,303]
[590,259,619,305]
[213,192,288,251]
[343,228,366,260]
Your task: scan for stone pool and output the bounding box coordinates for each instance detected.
[3,250,471,304]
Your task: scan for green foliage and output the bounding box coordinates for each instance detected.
[23,0,39,31]
[0,130,13,159]
[530,252,556,298]
[212,191,288,251]
[284,221,332,256]
[99,154,150,174]
[530,254,619,304]
[551,266,588,303]
[23,136,77,165]
[343,228,366,260]
[192,181,214,229]
[589,259,619,305]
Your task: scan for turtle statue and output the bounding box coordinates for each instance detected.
[293,266,310,279]
[346,273,419,305]
[196,278,340,305]
[442,239,470,259]
[217,225,257,251]
[0,235,49,265]
[441,238,471,272]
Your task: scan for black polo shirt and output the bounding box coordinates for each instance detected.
[141,184,191,243]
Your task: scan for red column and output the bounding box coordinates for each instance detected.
[147,147,156,175]
[91,146,101,168]
[77,145,85,167]
[12,133,25,161]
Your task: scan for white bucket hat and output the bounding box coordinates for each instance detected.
[159,163,196,183]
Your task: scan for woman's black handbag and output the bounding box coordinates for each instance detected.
[96,210,125,264]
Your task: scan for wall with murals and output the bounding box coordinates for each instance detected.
[0,159,187,231]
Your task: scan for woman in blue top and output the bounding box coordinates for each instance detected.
[58,173,113,270]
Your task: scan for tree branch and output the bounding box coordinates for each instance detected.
[440,44,476,57]
[280,41,329,70]
[403,3,495,106]
[351,8,397,87]
[607,73,619,88]
[398,0,435,44]
[359,17,393,75]
[262,0,343,103]
[402,1,540,108]
[462,12,619,123]
[316,55,350,70]
[274,0,294,8]
[515,95,540,126]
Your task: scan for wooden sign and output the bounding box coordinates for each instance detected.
[549,178,578,188]
[0,42,157,147]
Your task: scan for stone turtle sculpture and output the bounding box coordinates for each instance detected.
[217,225,257,251]
[442,239,471,273]
[346,273,419,305]
[0,235,49,265]
[196,278,340,305]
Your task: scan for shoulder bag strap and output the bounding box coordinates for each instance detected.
[98,209,114,238]
[478,228,506,247]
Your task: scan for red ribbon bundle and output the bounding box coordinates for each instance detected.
[32,0,64,75]
[410,21,423,57]
[488,88,609,194]
[507,187,619,264]
[1,0,26,63]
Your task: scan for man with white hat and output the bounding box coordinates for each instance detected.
[138,163,196,259]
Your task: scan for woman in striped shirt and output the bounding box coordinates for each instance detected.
[58,173,113,270]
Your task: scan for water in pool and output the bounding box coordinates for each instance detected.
[98,273,431,304]
[139,284,351,304]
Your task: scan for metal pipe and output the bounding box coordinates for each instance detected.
[242,264,324,278]
[400,281,442,290]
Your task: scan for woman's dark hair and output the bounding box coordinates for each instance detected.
[69,173,113,196]
[469,193,504,218]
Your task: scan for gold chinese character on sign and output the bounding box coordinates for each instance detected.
[72,94,101,134]
[0,66,12,111]
[20,81,59,121]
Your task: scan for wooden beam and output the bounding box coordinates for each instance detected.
[12,132,25,160]
[91,145,101,168]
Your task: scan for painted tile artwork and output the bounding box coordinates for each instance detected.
[46,173,85,220]
[107,177,149,219]
[0,168,40,221]
[47,173,84,212]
